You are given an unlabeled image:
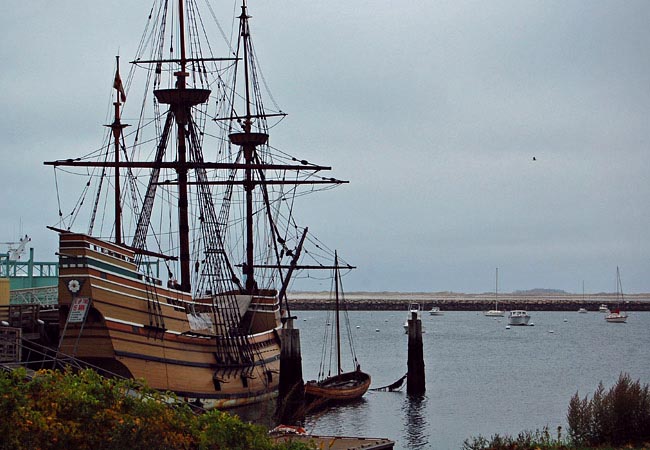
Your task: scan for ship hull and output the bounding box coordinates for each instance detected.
[56,233,282,409]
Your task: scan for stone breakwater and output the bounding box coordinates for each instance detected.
[288,292,650,311]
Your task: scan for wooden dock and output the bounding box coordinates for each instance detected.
[272,433,394,449]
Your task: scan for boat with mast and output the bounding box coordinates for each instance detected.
[484,268,504,317]
[304,252,370,409]
[578,281,588,313]
[605,267,628,323]
[44,0,347,409]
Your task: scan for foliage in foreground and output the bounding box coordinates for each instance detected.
[463,373,650,450]
[567,373,650,448]
[0,368,311,450]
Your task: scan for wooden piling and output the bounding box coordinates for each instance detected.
[407,311,425,395]
[276,317,305,423]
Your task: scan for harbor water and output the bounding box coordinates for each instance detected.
[242,310,650,449]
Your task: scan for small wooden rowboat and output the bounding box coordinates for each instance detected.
[305,369,371,404]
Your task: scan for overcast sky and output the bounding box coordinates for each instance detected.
[1,0,649,294]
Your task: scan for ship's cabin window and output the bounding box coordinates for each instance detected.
[241,374,248,388]
[213,377,221,391]
[266,371,272,383]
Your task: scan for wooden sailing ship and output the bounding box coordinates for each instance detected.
[45,0,347,409]
[305,253,370,408]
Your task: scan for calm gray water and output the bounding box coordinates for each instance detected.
[289,310,650,450]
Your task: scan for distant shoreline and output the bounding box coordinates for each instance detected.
[288,291,650,311]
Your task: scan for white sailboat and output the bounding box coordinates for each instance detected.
[605,267,628,323]
[485,268,504,317]
[578,281,588,313]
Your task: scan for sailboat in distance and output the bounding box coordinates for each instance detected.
[485,268,504,317]
[45,0,348,409]
[605,267,628,323]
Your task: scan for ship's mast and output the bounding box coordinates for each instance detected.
[175,0,191,292]
[151,0,211,292]
[107,56,128,245]
[335,251,342,376]
[230,0,268,294]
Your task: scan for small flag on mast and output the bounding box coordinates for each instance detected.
[113,69,127,102]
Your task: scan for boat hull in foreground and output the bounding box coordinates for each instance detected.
[56,233,282,410]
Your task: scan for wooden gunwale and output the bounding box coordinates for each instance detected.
[60,233,136,259]
[305,371,371,401]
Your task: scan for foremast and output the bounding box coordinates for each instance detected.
[229,1,269,294]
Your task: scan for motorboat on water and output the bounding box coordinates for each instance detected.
[578,308,588,313]
[598,304,609,313]
[404,303,425,333]
[508,310,531,326]
[429,306,443,316]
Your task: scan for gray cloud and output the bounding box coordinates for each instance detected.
[1,0,648,294]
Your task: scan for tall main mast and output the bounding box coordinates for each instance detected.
[153,0,210,292]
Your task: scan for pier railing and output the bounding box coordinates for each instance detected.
[10,287,58,307]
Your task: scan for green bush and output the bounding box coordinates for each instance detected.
[567,373,650,447]
[463,374,650,450]
[0,368,312,450]
[462,425,568,450]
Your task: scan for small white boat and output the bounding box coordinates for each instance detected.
[485,268,504,317]
[508,310,531,326]
[404,303,425,333]
[598,304,609,313]
[578,308,588,313]
[429,306,443,316]
[605,310,627,323]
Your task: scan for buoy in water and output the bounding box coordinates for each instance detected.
[505,325,511,329]
[375,329,380,332]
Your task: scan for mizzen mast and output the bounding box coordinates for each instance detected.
[106,56,128,245]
